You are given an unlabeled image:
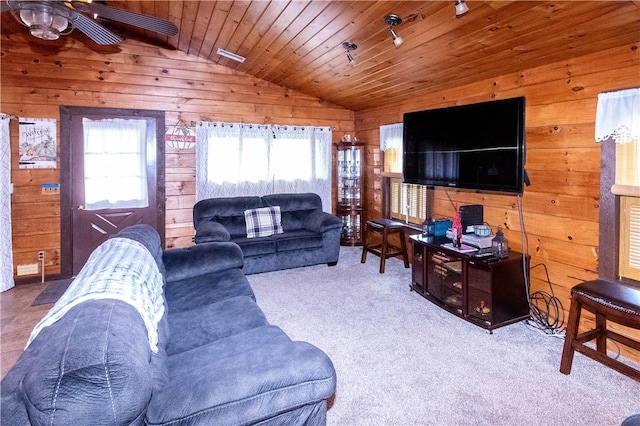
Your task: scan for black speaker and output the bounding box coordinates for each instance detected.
[459,204,483,233]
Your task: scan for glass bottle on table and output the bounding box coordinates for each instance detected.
[452,204,462,248]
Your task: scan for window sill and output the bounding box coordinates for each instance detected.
[381,172,402,178]
[611,184,640,197]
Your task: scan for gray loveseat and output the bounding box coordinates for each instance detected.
[193,192,342,275]
[1,224,336,425]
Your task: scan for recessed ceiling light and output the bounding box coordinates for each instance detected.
[216,48,245,63]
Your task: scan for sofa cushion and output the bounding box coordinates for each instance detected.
[234,237,276,257]
[147,326,336,426]
[164,268,256,313]
[263,193,325,232]
[273,229,323,252]
[244,206,284,238]
[193,196,263,224]
[166,296,268,355]
[262,192,322,212]
[280,209,316,231]
[213,214,247,239]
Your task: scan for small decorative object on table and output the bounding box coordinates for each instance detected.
[422,216,435,243]
[491,226,509,258]
[452,204,463,248]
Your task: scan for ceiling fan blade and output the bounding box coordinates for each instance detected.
[71,1,178,36]
[69,11,122,45]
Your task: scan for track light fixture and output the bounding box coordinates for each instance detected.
[384,14,403,47]
[455,0,470,17]
[342,41,357,65]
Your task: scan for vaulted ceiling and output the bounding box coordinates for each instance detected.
[2,1,639,111]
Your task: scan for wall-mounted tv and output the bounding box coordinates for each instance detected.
[402,97,526,194]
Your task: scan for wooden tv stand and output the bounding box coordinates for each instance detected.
[410,235,530,331]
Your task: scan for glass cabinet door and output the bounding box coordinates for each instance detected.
[336,141,364,245]
[337,144,362,207]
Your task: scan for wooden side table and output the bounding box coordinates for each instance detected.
[360,218,409,274]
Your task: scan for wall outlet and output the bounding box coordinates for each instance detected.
[17,263,39,276]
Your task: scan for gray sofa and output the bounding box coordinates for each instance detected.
[193,192,342,275]
[1,224,336,425]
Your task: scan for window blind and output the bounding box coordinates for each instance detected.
[619,196,640,281]
[389,177,427,224]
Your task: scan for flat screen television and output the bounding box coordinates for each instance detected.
[402,97,526,194]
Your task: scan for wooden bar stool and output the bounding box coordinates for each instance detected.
[360,218,409,274]
[559,279,640,381]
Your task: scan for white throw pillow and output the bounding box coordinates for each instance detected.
[244,206,284,238]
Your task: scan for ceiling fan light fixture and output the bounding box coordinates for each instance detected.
[342,41,357,66]
[15,3,69,41]
[384,14,403,47]
[455,0,470,17]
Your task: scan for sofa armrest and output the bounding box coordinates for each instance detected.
[163,242,243,283]
[147,336,336,425]
[194,220,231,244]
[304,211,342,234]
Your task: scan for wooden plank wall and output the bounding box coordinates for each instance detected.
[2,32,639,361]
[0,34,354,279]
[355,42,639,360]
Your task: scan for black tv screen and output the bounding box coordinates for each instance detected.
[402,97,526,194]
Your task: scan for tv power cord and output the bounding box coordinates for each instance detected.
[525,263,565,337]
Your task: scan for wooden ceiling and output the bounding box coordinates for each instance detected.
[2,1,639,111]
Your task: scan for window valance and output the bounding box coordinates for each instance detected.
[595,87,640,144]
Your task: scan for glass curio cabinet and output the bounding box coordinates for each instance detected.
[336,140,364,246]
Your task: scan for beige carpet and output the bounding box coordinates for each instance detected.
[248,246,639,426]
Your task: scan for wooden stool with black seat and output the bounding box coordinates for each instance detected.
[360,218,409,274]
[560,279,640,381]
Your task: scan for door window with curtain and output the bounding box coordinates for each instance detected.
[196,122,332,211]
[82,118,149,210]
[381,122,427,224]
[595,88,640,280]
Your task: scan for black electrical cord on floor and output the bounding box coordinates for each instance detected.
[527,262,565,336]
[515,195,564,337]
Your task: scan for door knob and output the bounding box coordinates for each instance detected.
[77,205,85,210]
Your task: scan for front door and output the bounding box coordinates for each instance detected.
[60,107,165,277]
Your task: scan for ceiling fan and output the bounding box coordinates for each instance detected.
[0,0,178,45]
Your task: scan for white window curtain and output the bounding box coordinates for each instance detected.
[196,122,332,211]
[82,118,149,210]
[1,114,15,292]
[595,88,640,191]
[380,123,403,173]
[595,88,640,145]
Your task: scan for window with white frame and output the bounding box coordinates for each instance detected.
[381,122,428,224]
[596,88,640,280]
[195,122,332,211]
